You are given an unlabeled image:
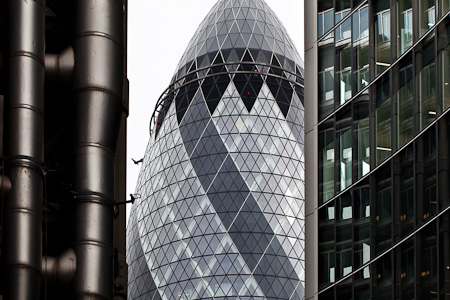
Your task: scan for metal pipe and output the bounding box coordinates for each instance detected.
[45,46,74,85]
[42,248,77,287]
[3,0,45,298]
[71,0,124,298]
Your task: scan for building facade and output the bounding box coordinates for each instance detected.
[305,0,450,299]
[126,0,305,299]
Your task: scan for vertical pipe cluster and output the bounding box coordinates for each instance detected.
[71,0,124,298]
[3,0,46,298]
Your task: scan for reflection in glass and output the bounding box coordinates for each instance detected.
[338,44,352,105]
[337,109,352,191]
[418,0,436,38]
[441,0,450,17]
[396,54,413,147]
[397,240,415,298]
[319,203,335,287]
[318,0,334,38]
[419,0,435,38]
[416,35,436,130]
[374,73,391,164]
[374,1,391,75]
[335,9,352,42]
[319,8,335,38]
[438,18,450,111]
[337,193,352,278]
[319,45,335,120]
[319,125,335,204]
[375,165,392,255]
[397,0,413,56]
[354,101,370,178]
[418,221,438,299]
[416,127,437,227]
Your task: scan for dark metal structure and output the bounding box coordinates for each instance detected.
[0,0,129,298]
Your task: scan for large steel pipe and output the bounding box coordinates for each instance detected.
[71,0,124,298]
[3,0,45,299]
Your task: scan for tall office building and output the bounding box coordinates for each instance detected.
[305,0,450,299]
[126,0,305,299]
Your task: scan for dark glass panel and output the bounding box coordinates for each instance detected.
[375,164,392,254]
[373,72,392,164]
[418,0,436,38]
[319,45,335,120]
[416,125,437,227]
[438,17,450,112]
[374,253,392,300]
[418,220,438,300]
[319,202,336,287]
[416,33,436,130]
[395,239,415,299]
[353,97,370,179]
[319,119,335,204]
[393,144,415,239]
[373,0,391,75]
[395,52,414,147]
[397,0,413,56]
[336,192,353,279]
[337,43,352,105]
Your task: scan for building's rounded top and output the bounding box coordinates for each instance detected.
[171,0,304,83]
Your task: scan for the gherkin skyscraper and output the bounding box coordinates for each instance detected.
[126,1,305,299]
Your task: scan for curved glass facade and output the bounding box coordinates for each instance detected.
[126,1,305,300]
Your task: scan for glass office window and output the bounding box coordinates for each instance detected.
[374,253,392,300]
[396,145,415,238]
[396,239,415,299]
[318,0,334,38]
[397,0,413,56]
[417,221,438,299]
[396,53,414,147]
[353,5,369,41]
[439,211,450,297]
[353,5,369,93]
[374,72,392,164]
[319,45,335,120]
[440,0,450,17]
[336,192,353,279]
[374,0,391,75]
[375,165,392,255]
[438,17,450,112]
[319,203,336,286]
[416,126,437,227]
[419,0,435,38]
[319,8,335,38]
[337,44,352,105]
[354,185,370,274]
[337,109,352,191]
[354,100,370,178]
[336,9,352,42]
[319,122,335,204]
[416,33,436,130]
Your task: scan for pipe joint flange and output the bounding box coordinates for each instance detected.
[72,191,115,208]
[4,155,45,175]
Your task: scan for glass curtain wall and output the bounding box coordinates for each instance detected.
[395,53,413,147]
[397,0,413,56]
[374,0,391,75]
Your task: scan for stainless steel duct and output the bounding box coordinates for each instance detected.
[42,248,77,288]
[45,47,74,85]
[71,0,124,298]
[3,0,46,298]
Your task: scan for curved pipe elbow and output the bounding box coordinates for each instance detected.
[45,46,74,85]
[42,248,77,287]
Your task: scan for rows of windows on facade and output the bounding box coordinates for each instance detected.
[316,0,450,299]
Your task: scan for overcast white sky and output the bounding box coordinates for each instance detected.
[126,0,305,222]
